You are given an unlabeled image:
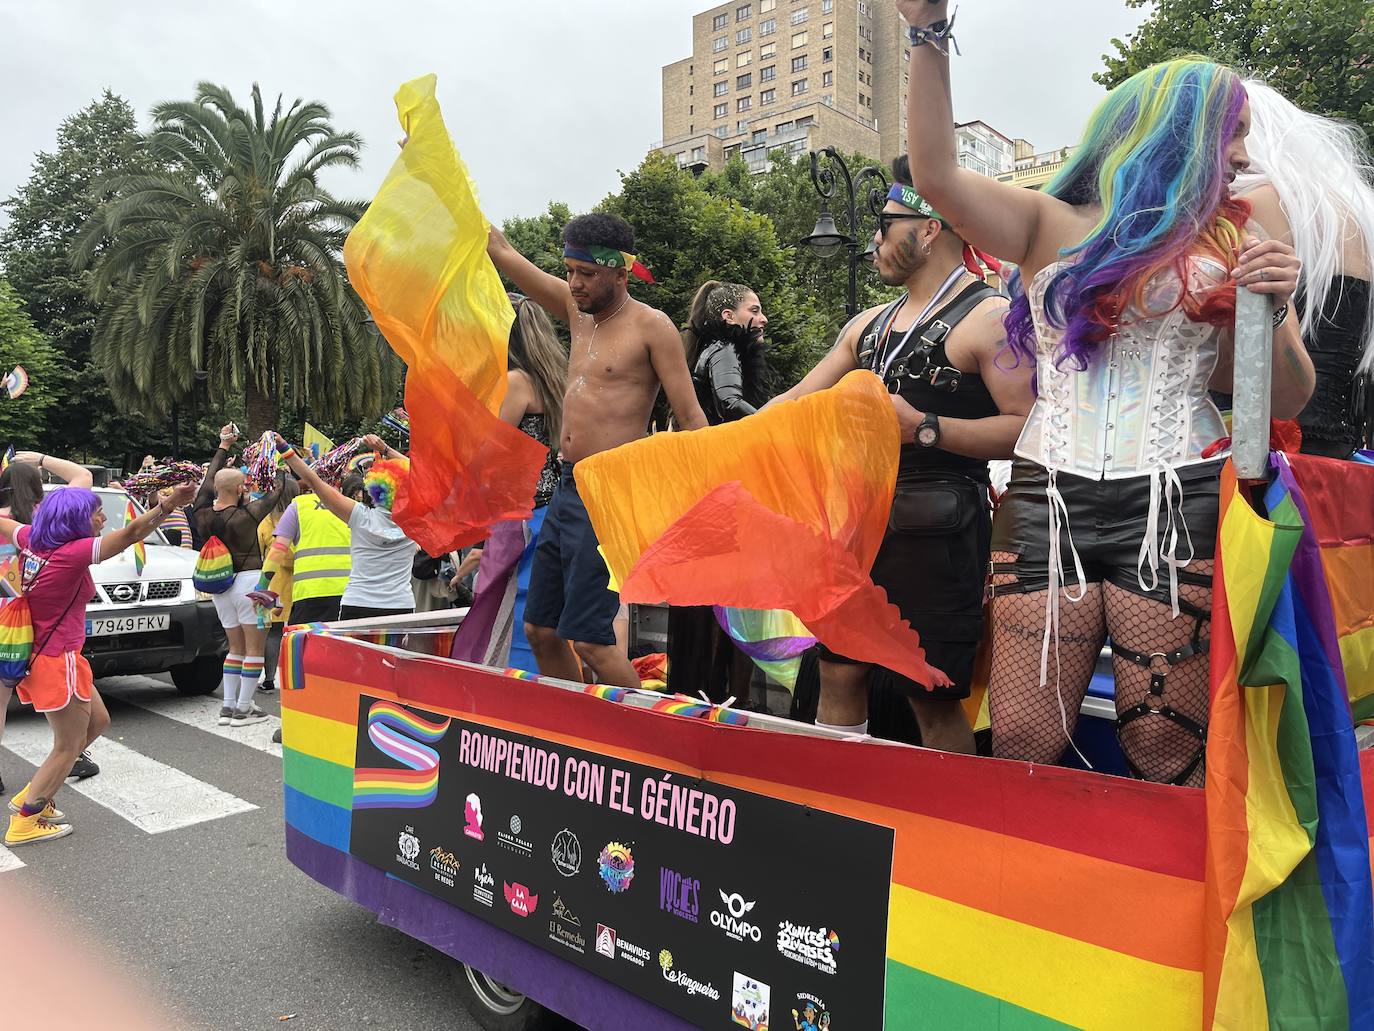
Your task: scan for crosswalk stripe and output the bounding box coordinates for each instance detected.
[0,844,24,873]
[1,723,257,834]
[112,688,283,758]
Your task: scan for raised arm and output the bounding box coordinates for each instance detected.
[13,452,92,489]
[647,312,708,430]
[194,425,236,510]
[766,309,869,407]
[99,483,197,562]
[245,468,287,522]
[896,0,1075,269]
[275,436,357,523]
[487,225,576,324]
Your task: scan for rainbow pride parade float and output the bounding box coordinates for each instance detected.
[278,77,1374,1030]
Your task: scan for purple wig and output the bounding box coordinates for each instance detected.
[30,487,101,552]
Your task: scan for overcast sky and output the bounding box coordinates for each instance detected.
[0,1,1147,227]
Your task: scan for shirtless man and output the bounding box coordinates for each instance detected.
[487,213,708,687]
[770,158,1033,752]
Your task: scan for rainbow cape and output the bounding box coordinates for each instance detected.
[576,370,939,685]
[125,500,145,576]
[1204,457,1374,1028]
[343,75,545,553]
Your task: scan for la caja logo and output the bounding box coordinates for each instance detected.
[503,881,539,918]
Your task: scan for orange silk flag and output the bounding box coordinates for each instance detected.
[343,74,545,554]
[576,370,937,685]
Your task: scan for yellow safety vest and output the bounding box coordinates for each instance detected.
[293,500,352,602]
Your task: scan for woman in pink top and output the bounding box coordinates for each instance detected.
[1,481,196,847]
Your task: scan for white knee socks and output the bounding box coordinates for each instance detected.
[237,655,264,711]
[222,654,244,708]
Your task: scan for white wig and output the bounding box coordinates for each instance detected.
[1237,79,1374,371]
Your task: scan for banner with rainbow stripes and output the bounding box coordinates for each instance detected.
[276,628,1374,1028]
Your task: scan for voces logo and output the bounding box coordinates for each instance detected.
[394,828,421,871]
[503,881,539,918]
[776,921,839,975]
[659,867,700,924]
[472,863,495,907]
[711,890,762,942]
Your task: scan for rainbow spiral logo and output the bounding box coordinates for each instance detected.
[598,841,635,893]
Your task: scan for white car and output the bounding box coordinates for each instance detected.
[3,486,229,694]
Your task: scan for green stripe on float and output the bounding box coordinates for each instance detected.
[282,747,353,808]
[885,962,1074,1030]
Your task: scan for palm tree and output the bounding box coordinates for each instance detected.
[75,82,399,436]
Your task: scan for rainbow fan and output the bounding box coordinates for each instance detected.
[2,366,29,399]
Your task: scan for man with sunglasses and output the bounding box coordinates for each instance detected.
[770,156,1033,752]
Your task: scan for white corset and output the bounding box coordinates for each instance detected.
[1015,258,1230,478]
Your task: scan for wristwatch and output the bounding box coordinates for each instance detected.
[915,412,941,448]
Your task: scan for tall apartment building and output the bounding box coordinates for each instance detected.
[656,0,912,175]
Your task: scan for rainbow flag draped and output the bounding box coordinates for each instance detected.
[343,75,545,554]
[1205,458,1374,1029]
[125,500,145,576]
[713,606,814,691]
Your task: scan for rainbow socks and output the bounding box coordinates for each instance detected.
[222,654,244,706]
[237,655,264,710]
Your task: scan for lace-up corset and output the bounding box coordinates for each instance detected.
[1015,258,1230,479]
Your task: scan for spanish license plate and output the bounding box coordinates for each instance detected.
[86,614,170,637]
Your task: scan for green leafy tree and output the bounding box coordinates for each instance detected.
[0,281,65,446]
[0,91,161,463]
[76,82,400,438]
[1098,0,1373,129]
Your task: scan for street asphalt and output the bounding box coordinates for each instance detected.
[0,675,504,1031]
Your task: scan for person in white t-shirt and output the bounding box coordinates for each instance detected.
[275,434,416,619]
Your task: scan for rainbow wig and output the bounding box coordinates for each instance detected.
[1006,58,1252,370]
[30,486,101,552]
[364,456,409,512]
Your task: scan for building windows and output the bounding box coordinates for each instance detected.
[737,72,752,89]
[858,0,870,15]
[760,42,777,58]
[736,27,752,44]
[822,94,833,106]
[859,91,865,106]
[775,120,794,134]
[714,58,729,74]
[791,78,808,96]
[714,102,729,118]
[714,81,728,96]
[760,18,776,36]
[713,13,728,30]
[713,36,728,52]
[692,146,706,161]
[737,51,752,67]
[823,46,832,62]
[904,49,911,62]
[760,0,775,10]
[791,54,807,72]
[790,7,808,25]
[858,47,866,62]
[752,128,768,143]
[821,0,832,10]
[716,125,729,137]
[791,30,807,48]
[797,114,815,128]
[760,64,776,81]
[822,70,832,87]
[738,96,752,112]
[738,119,750,131]
[822,21,833,38]
[760,88,776,105]
[737,3,752,20]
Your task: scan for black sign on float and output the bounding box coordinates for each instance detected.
[348,695,895,1028]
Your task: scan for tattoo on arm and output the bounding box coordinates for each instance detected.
[1280,339,1313,390]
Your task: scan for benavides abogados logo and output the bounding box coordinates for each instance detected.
[598,841,635,893]
[353,700,451,810]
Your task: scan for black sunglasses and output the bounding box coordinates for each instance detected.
[876,212,930,238]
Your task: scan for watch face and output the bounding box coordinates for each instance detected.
[917,424,939,446]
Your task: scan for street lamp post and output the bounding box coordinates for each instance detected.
[799,147,890,317]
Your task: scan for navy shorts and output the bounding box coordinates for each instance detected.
[523,465,620,646]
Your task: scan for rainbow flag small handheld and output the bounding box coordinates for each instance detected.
[125,500,145,576]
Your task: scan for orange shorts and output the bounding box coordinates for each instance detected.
[17,651,94,713]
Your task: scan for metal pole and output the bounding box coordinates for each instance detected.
[1231,288,1274,479]
[846,245,858,317]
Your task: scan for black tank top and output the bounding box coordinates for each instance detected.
[1297,276,1371,458]
[859,282,1000,482]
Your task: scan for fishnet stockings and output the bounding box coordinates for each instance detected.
[1107,559,1213,788]
[988,551,1213,785]
[988,552,1105,764]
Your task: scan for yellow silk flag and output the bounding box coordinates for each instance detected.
[343,75,544,553]
[303,423,335,463]
[577,371,940,685]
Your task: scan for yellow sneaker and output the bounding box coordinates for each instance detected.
[6,785,65,824]
[5,812,73,847]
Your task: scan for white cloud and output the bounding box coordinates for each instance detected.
[0,0,1146,226]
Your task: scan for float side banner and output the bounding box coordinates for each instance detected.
[348,694,893,1029]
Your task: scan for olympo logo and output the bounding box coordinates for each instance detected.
[503,881,539,918]
[711,890,762,942]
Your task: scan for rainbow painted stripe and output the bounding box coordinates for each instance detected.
[582,683,626,703]
[352,699,452,810]
[281,630,1374,1028]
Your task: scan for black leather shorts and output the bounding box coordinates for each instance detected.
[990,458,1222,604]
[817,473,991,699]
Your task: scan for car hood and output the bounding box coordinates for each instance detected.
[93,543,195,583]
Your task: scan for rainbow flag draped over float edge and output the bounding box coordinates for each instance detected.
[1205,459,1374,1029]
[343,75,545,554]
